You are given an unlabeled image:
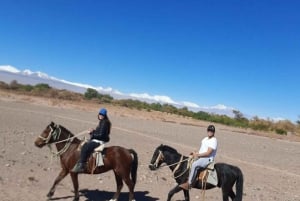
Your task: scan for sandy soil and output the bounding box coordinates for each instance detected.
[0,93,299,201]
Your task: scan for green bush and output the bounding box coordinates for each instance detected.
[275,128,287,135]
[84,88,98,99]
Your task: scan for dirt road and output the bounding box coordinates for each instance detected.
[0,98,299,201]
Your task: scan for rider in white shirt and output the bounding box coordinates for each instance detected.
[186,125,218,189]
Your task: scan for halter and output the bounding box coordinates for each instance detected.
[38,124,61,144]
[151,149,192,179]
[38,124,72,157]
[153,150,164,168]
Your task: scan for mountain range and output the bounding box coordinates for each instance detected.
[0,65,236,117]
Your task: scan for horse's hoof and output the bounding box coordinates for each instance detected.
[73,197,79,201]
[47,191,54,198]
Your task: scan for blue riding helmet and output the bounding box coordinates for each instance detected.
[99,108,107,116]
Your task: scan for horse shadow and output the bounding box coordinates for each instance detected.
[49,189,159,201]
[78,189,159,201]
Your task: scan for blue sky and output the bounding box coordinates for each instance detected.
[0,1,299,122]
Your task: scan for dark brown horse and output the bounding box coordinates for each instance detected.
[34,122,138,201]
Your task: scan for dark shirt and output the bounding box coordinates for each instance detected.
[90,118,111,142]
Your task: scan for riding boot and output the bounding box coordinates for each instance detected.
[190,166,205,187]
[72,162,86,173]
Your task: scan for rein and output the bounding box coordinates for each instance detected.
[38,125,88,157]
[151,150,193,179]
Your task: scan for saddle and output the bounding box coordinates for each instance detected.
[78,138,106,167]
[198,162,218,186]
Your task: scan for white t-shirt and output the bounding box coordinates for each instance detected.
[198,136,218,160]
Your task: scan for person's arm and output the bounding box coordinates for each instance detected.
[192,147,213,158]
[91,121,109,139]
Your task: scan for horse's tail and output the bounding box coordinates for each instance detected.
[235,168,244,201]
[128,149,138,186]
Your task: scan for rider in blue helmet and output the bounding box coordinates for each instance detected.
[99,108,107,116]
[72,108,111,173]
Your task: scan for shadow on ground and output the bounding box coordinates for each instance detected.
[78,189,160,201]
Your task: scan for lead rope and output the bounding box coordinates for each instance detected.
[173,156,194,179]
[200,170,209,201]
[47,129,88,163]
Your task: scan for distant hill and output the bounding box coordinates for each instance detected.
[0,65,235,117]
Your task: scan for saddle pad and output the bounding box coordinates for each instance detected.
[206,169,218,186]
[198,168,218,186]
[94,152,104,167]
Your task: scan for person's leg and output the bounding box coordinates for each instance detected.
[79,141,98,162]
[188,158,210,185]
[73,141,100,173]
[188,159,202,184]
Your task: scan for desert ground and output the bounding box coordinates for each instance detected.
[0,93,299,201]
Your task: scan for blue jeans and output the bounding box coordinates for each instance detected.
[188,157,211,184]
[79,141,100,163]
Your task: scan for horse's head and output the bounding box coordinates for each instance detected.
[149,144,180,170]
[149,144,166,170]
[34,122,61,148]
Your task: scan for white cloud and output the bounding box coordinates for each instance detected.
[211,104,230,110]
[129,93,178,104]
[22,69,50,79]
[182,101,200,108]
[0,65,20,73]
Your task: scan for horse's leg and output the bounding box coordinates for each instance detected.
[70,172,79,201]
[110,171,123,201]
[221,185,231,201]
[47,169,68,198]
[167,185,186,201]
[228,189,236,200]
[183,189,190,201]
[122,175,135,201]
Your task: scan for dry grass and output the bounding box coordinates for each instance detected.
[1,89,299,142]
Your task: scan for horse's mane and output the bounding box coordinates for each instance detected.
[58,124,74,137]
[161,144,179,154]
[49,122,74,137]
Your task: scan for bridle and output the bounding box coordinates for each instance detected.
[150,149,192,179]
[38,124,73,157]
[152,150,165,168]
[38,124,62,144]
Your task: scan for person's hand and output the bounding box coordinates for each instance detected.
[88,128,94,134]
[192,151,199,158]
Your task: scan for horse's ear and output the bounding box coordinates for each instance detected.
[50,121,58,128]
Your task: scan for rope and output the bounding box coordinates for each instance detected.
[172,155,183,174]
[152,156,194,179]
[47,130,88,145]
[174,156,194,179]
[201,171,208,201]
[40,127,88,159]
[159,157,190,168]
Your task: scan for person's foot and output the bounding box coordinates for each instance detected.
[71,162,86,173]
[179,182,191,190]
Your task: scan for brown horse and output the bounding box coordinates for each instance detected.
[34,121,138,201]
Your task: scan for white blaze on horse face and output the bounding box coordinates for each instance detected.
[154,150,163,168]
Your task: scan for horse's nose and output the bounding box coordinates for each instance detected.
[149,164,155,170]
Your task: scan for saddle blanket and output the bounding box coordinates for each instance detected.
[198,163,218,186]
[94,152,104,167]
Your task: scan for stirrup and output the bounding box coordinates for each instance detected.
[72,162,86,173]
